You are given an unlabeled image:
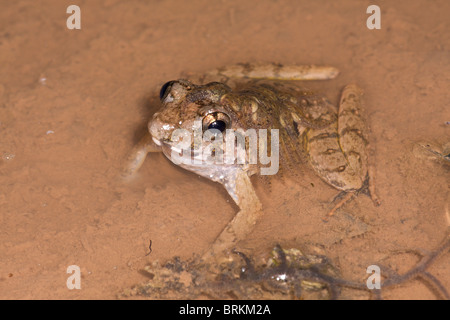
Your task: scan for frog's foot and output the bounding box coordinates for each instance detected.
[122,132,161,180]
[323,176,380,222]
[323,192,355,222]
[202,206,263,263]
[202,169,263,263]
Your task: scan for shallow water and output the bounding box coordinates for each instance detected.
[0,0,448,299]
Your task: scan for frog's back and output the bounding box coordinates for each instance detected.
[219,80,336,171]
[221,80,367,191]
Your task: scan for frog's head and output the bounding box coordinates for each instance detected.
[148,80,248,177]
[149,80,233,143]
[149,80,280,179]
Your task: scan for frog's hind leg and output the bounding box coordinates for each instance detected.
[337,84,380,207]
[337,84,369,184]
[324,85,379,220]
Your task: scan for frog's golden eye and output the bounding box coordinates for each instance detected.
[202,112,231,133]
[159,81,175,100]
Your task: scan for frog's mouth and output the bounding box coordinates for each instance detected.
[154,135,226,168]
[152,136,162,147]
[153,136,194,160]
[151,136,184,159]
[154,135,240,186]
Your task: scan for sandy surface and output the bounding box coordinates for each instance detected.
[0,0,449,299]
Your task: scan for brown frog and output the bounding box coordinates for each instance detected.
[124,63,379,261]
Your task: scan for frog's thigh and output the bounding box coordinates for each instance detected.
[122,132,161,179]
[203,169,263,260]
[307,126,359,191]
[337,84,368,188]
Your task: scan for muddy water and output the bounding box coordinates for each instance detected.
[0,0,448,299]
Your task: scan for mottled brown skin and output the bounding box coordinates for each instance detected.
[124,63,378,261]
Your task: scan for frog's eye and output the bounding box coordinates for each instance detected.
[208,120,227,132]
[159,81,175,100]
[202,112,231,133]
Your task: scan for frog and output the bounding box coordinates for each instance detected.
[123,63,379,261]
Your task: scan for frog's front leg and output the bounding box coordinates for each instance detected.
[202,168,263,262]
[122,132,161,179]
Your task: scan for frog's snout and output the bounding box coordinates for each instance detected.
[148,113,174,143]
